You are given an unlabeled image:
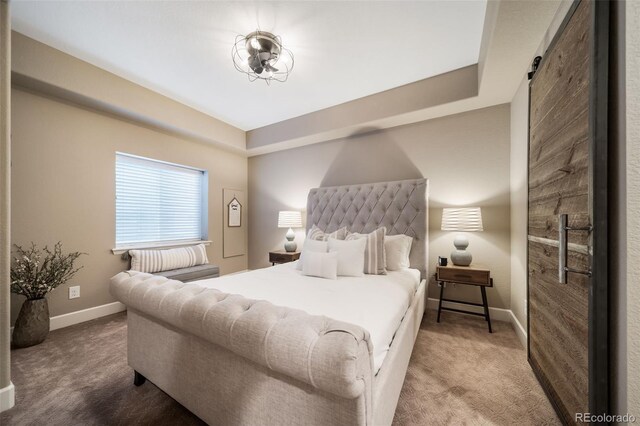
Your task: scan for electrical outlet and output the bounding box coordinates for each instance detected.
[69,286,80,299]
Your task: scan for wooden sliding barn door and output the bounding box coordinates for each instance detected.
[527,0,609,423]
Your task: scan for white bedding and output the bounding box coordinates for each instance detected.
[193,262,421,373]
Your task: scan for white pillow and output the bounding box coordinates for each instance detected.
[302,251,338,280]
[385,234,413,270]
[328,237,366,277]
[296,239,329,270]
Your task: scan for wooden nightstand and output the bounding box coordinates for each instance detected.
[269,251,300,266]
[435,264,494,332]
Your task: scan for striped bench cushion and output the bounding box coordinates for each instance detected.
[129,244,209,274]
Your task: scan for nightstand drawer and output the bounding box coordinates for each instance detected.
[436,266,491,286]
[269,251,300,264]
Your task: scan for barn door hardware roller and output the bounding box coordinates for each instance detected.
[528,56,542,80]
[558,214,592,284]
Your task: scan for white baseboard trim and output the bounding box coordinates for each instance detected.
[50,301,126,331]
[427,298,528,348]
[509,310,527,349]
[0,382,15,412]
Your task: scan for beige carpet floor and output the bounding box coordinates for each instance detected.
[1,310,559,425]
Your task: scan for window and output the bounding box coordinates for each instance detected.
[115,153,207,248]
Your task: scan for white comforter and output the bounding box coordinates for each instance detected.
[193,262,420,373]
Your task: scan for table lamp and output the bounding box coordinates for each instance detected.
[441,207,483,266]
[278,211,302,252]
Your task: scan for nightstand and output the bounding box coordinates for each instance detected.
[269,251,300,266]
[435,264,494,332]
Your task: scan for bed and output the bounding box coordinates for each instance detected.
[111,178,429,425]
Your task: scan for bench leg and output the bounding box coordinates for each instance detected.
[134,370,146,386]
[481,286,492,333]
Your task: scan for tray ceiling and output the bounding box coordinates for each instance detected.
[11,1,487,130]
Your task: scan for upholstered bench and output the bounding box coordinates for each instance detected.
[155,264,220,282]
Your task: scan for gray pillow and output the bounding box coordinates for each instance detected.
[346,227,387,275]
[307,224,347,241]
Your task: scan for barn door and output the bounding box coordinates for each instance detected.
[527,0,609,423]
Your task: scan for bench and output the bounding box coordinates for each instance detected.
[125,247,220,283]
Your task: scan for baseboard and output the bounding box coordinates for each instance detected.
[50,301,126,331]
[426,297,511,322]
[427,298,528,348]
[0,382,15,412]
[509,310,527,349]
[11,301,128,338]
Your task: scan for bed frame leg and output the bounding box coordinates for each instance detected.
[133,370,146,386]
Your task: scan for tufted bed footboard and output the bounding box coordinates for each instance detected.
[111,271,375,425]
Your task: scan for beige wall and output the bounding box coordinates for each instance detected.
[626,0,640,414]
[10,88,248,323]
[249,104,511,309]
[12,32,245,154]
[508,76,528,329]
[246,65,478,154]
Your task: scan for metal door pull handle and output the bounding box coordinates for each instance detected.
[558,214,592,284]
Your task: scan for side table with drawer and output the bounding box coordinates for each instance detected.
[435,264,493,332]
[269,251,300,266]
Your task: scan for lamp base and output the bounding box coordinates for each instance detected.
[284,241,297,252]
[451,234,472,266]
[451,250,472,266]
[284,227,297,252]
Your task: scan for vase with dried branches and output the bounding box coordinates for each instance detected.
[10,242,85,348]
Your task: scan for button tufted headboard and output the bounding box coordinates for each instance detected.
[306,178,429,279]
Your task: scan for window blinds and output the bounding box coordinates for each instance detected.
[115,153,206,246]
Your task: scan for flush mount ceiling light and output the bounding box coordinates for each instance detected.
[232,30,294,84]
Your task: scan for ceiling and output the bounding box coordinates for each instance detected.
[11,1,487,131]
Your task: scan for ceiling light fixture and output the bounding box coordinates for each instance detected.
[232,30,294,84]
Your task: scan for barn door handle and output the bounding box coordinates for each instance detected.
[558,214,592,283]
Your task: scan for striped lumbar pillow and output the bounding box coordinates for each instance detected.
[129,244,209,274]
[307,224,348,241]
[346,227,387,275]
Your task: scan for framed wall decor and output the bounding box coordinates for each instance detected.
[223,188,246,258]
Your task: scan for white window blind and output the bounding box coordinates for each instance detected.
[116,153,207,247]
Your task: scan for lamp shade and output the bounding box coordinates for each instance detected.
[441,207,483,232]
[278,211,302,228]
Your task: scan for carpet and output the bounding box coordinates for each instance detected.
[392,313,559,425]
[1,310,559,425]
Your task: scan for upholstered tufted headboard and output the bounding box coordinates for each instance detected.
[306,178,429,279]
